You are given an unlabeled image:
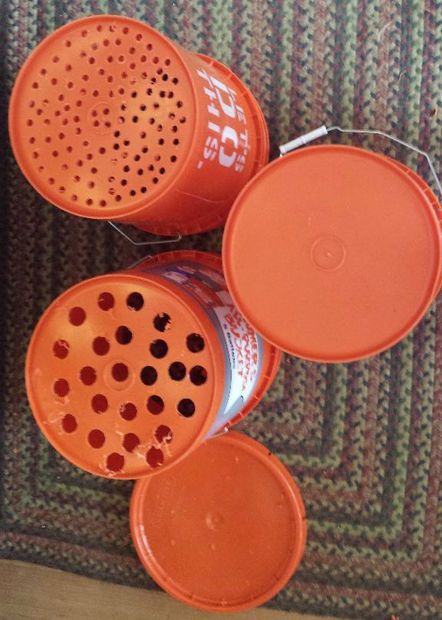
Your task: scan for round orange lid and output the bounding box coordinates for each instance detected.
[26,271,226,479]
[130,431,306,612]
[9,15,195,219]
[223,145,442,362]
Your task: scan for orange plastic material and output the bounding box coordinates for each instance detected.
[25,250,280,479]
[223,145,442,363]
[9,15,268,236]
[130,431,306,612]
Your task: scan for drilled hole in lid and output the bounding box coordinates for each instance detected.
[150,339,168,359]
[153,312,171,332]
[92,394,108,413]
[178,398,195,418]
[146,447,164,468]
[115,325,132,345]
[147,395,164,415]
[190,366,208,385]
[112,363,129,382]
[53,339,69,359]
[54,378,69,397]
[106,452,124,472]
[123,433,140,453]
[186,333,205,352]
[98,291,114,310]
[80,366,97,386]
[120,402,137,421]
[155,425,173,444]
[169,362,186,381]
[69,307,86,326]
[140,366,157,386]
[93,336,110,356]
[88,429,105,448]
[62,414,77,433]
[127,292,144,311]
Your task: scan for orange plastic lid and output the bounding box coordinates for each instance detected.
[223,145,442,362]
[130,431,306,612]
[26,269,226,479]
[9,15,195,219]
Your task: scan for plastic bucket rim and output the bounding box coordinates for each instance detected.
[129,430,307,612]
[222,143,442,363]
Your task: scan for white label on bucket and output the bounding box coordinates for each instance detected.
[195,67,249,173]
[142,260,263,434]
[212,303,260,423]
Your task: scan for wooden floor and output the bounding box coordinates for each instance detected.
[0,560,352,620]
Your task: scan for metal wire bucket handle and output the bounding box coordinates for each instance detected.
[279,125,442,201]
[107,220,182,247]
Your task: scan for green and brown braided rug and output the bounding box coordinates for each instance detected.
[0,2,441,619]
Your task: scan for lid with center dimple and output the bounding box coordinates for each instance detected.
[25,271,225,479]
[223,145,442,363]
[9,15,194,217]
[130,431,306,612]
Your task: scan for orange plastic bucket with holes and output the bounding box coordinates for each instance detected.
[223,145,442,363]
[25,250,280,479]
[130,431,307,612]
[9,15,268,236]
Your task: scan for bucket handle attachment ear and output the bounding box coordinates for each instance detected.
[107,221,182,247]
[279,125,442,202]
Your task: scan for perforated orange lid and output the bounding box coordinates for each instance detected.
[25,267,227,479]
[9,15,195,218]
[130,431,306,612]
[223,145,442,362]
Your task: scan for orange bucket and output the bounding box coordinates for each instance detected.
[25,250,280,479]
[223,144,442,363]
[130,431,307,612]
[9,15,268,235]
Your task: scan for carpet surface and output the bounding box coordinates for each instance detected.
[0,2,441,619]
